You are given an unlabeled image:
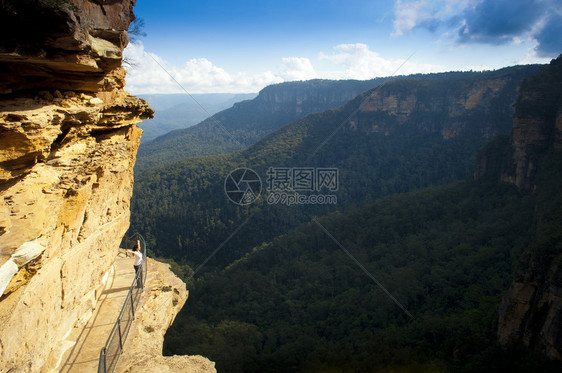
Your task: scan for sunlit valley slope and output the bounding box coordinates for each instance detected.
[138,93,256,143]
[135,79,390,170]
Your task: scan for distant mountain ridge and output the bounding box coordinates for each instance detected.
[137,93,256,143]
[135,78,390,170]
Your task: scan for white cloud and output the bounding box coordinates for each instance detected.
[280,57,318,81]
[392,0,429,37]
[391,0,477,37]
[123,41,283,94]
[518,43,555,65]
[123,42,176,93]
[319,43,447,79]
[391,0,560,60]
[125,41,490,94]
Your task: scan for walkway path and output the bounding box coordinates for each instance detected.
[60,252,135,373]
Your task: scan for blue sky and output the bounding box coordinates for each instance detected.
[124,0,561,93]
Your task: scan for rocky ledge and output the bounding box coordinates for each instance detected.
[117,259,216,373]
[0,1,212,371]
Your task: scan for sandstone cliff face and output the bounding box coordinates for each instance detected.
[0,91,150,373]
[255,79,381,116]
[349,68,535,139]
[0,1,207,371]
[497,256,562,360]
[501,58,562,190]
[0,0,135,94]
[0,1,152,370]
[496,56,562,361]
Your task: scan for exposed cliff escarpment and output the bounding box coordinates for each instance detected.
[501,57,562,191]
[496,56,562,361]
[254,79,385,116]
[0,0,135,94]
[0,1,214,372]
[351,67,538,140]
[498,254,562,360]
[0,1,152,370]
[0,91,149,372]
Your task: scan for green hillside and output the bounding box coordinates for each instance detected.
[130,66,537,266]
[135,79,388,170]
[138,93,256,143]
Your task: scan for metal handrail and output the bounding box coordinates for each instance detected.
[98,233,148,373]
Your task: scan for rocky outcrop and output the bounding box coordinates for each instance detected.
[472,134,513,180]
[501,57,562,191]
[0,0,136,94]
[0,1,153,370]
[496,56,562,361]
[117,259,216,373]
[254,79,382,116]
[351,67,538,139]
[360,77,507,118]
[498,256,562,360]
[0,1,211,371]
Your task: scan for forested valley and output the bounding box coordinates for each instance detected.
[164,145,562,372]
[129,60,562,372]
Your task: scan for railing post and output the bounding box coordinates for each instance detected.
[117,319,123,351]
[98,347,106,373]
[130,289,135,318]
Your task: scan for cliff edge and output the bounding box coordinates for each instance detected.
[495,56,562,361]
[0,1,211,371]
[117,259,215,373]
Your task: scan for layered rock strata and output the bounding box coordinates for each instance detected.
[497,56,562,360]
[350,68,537,140]
[498,256,562,360]
[0,91,148,371]
[0,0,136,95]
[501,57,562,191]
[0,1,152,370]
[0,1,209,371]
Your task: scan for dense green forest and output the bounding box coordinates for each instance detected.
[163,144,562,372]
[129,61,562,372]
[138,93,256,143]
[136,79,389,170]
[131,65,537,268]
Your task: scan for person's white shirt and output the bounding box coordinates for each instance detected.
[133,250,143,266]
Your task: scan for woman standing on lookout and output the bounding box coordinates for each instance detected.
[128,240,143,288]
